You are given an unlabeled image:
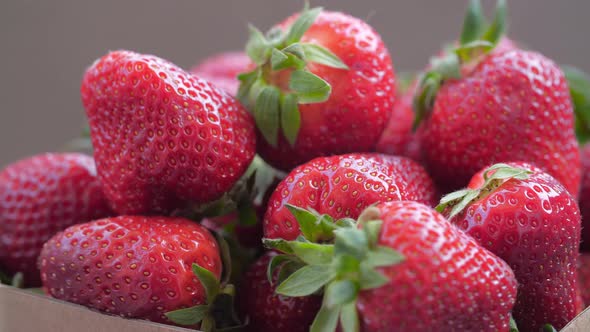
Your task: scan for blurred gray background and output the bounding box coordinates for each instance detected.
[0,0,587,166]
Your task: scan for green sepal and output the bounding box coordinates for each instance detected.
[302,43,349,69]
[267,254,294,284]
[455,40,494,63]
[291,242,335,265]
[289,70,331,104]
[436,163,532,219]
[276,264,335,297]
[236,70,259,105]
[365,246,405,268]
[192,263,220,304]
[283,43,306,61]
[481,0,507,46]
[310,304,340,332]
[541,324,557,332]
[280,93,301,147]
[363,219,382,249]
[412,71,442,130]
[277,260,304,285]
[0,269,11,285]
[254,86,281,147]
[245,24,270,65]
[285,204,338,241]
[285,6,323,45]
[333,227,369,261]
[271,48,305,71]
[460,0,486,44]
[213,232,233,286]
[358,263,389,289]
[563,65,590,144]
[165,305,210,326]
[340,301,360,332]
[324,279,358,308]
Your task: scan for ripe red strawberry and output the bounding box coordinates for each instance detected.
[39,216,225,327]
[238,5,396,171]
[265,201,517,332]
[414,1,580,196]
[81,50,256,215]
[0,153,111,287]
[263,154,437,241]
[439,162,581,331]
[578,253,590,307]
[237,252,321,332]
[375,82,422,162]
[190,51,251,96]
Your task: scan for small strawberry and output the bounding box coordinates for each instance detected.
[263,153,437,241]
[190,51,251,96]
[438,162,581,331]
[237,251,321,332]
[0,153,111,287]
[81,50,256,215]
[238,5,396,171]
[578,253,590,307]
[413,0,580,195]
[264,201,517,332]
[40,216,241,329]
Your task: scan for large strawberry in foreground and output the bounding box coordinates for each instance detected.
[238,5,396,171]
[190,51,251,96]
[40,216,240,329]
[265,201,517,331]
[81,50,256,215]
[263,153,437,241]
[439,162,581,331]
[414,0,580,195]
[0,153,111,287]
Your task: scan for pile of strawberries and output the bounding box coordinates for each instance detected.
[2,1,590,331]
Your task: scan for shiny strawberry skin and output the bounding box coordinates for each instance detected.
[357,201,517,331]
[419,49,580,196]
[257,11,396,171]
[264,154,437,240]
[39,216,221,325]
[450,162,581,331]
[81,50,256,215]
[579,144,590,251]
[190,51,251,96]
[238,252,321,332]
[0,153,111,286]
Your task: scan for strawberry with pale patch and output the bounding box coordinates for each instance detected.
[190,51,251,96]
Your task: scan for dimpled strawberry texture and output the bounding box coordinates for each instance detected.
[357,201,517,331]
[0,153,111,287]
[39,216,221,325]
[81,50,256,215]
[257,11,396,171]
[578,253,590,307]
[190,51,251,96]
[264,154,437,240]
[419,49,581,196]
[238,252,321,332]
[454,162,580,331]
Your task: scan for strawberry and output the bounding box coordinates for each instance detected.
[39,216,242,329]
[237,251,321,332]
[578,253,590,307]
[238,5,396,171]
[190,51,251,96]
[0,153,111,287]
[375,82,422,162]
[81,50,256,215]
[264,201,517,332]
[438,162,581,331]
[579,144,590,251]
[413,0,580,196]
[263,153,437,241]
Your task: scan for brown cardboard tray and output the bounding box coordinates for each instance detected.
[1,283,589,331]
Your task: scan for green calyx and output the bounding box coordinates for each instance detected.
[263,205,404,332]
[0,271,24,288]
[238,3,349,148]
[166,237,243,331]
[435,163,531,219]
[563,65,590,145]
[413,0,507,130]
